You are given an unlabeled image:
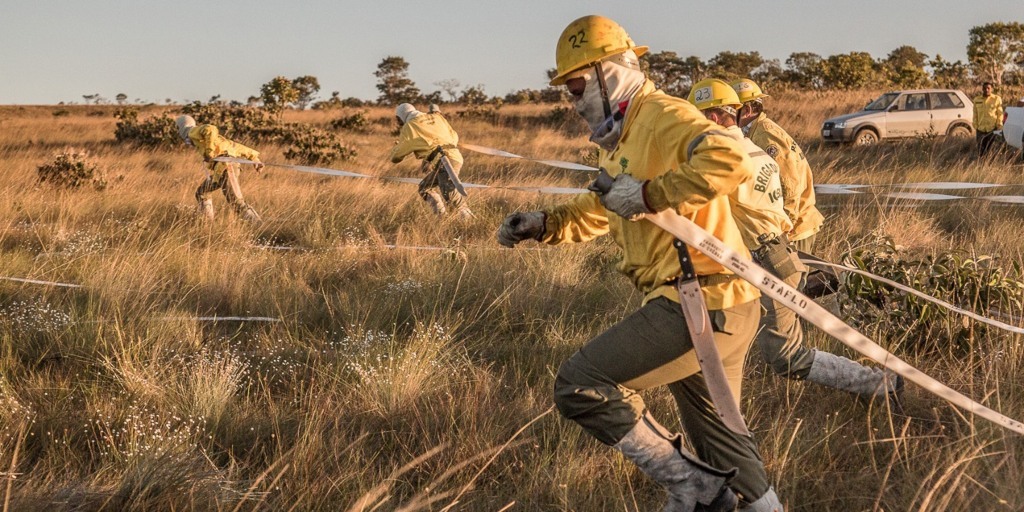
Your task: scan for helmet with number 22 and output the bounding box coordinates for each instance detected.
[550,15,648,86]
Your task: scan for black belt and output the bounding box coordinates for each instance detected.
[666,273,738,288]
[426,144,457,163]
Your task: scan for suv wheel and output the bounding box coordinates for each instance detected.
[947,125,971,138]
[854,128,878,146]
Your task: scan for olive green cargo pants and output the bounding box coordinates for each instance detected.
[418,154,467,215]
[195,162,258,220]
[553,296,769,503]
[756,234,817,378]
[789,233,816,256]
[755,269,816,378]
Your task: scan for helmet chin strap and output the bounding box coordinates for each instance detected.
[593,61,614,119]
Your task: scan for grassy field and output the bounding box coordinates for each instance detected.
[1,89,1023,511]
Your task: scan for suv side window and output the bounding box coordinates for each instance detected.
[902,93,929,111]
[929,92,964,109]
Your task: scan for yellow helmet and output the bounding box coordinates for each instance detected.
[687,79,742,111]
[550,15,648,86]
[730,78,769,103]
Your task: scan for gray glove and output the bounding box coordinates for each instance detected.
[598,173,651,220]
[497,211,546,248]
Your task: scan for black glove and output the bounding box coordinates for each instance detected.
[497,212,546,248]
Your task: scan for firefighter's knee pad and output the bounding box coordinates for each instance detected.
[554,354,621,418]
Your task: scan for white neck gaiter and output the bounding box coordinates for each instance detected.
[573,50,647,151]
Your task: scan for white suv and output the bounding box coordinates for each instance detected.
[1003,107,1024,150]
[821,89,974,145]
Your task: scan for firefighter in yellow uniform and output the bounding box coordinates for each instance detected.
[498,16,782,512]
[696,79,901,405]
[175,115,263,222]
[972,81,1004,158]
[389,103,472,218]
[732,79,823,255]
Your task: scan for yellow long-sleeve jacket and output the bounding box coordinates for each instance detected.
[973,94,1004,133]
[389,112,464,169]
[722,125,793,250]
[187,124,260,177]
[747,113,823,243]
[541,80,760,311]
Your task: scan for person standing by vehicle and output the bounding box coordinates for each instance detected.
[732,79,823,256]
[696,79,901,404]
[973,82,1004,158]
[175,115,264,222]
[389,103,473,218]
[498,16,783,511]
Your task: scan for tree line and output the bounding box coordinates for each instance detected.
[645,21,1023,97]
[363,22,1024,107]
[80,22,1023,108]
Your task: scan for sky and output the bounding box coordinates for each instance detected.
[1,0,1021,105]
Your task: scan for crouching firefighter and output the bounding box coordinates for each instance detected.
[389,103,473,218]
[694,80,902,403]
[175,115,264,222]
[498,16,783,511]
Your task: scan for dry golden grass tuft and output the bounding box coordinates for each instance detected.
[0,93,1023,510]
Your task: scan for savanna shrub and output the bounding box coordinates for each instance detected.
[330,111,369,132]
[37,148,107,190]
[545,106,574,127]
[180,101,276,137]
[280,124,357,165]
[114,108,179,147]
[457,101,503,122]
[840,236,1024,353]
[113,101,357,165]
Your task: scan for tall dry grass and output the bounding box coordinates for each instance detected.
[0,93,1023,510]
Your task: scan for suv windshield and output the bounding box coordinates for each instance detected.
[864,93,900,111]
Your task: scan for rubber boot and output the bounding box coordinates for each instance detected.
[739,487,784,512]
[423,191,447,216]
[197,199,215,220]
[455,205,475,219]
[613,413,738,512]
[238,204,262,223]
[806,351,903,407]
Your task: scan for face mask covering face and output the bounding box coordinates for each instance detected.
[571,51,646,151]
[573,68,610,134]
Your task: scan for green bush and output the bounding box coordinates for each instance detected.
[545,106,575,127]
[114,108,179,147]
[456,101,503,122]
[280,124,357,165]
[37,148,108,190]
[840,237,1024,353]
[113,101,357,165]
[329,111,369,133]
[180,101,277,138]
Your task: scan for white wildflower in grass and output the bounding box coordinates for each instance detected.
[13,220,39,232]
[341,226,370,246]
[347,322,458,416]
[54,229,106,256]
[91,404,205,463]
[382,279,423,296]
[179,349,249,425]
[226,337,304,388]
[0,298,73,335]
[0,378,35,436]
[338,325,394,352]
